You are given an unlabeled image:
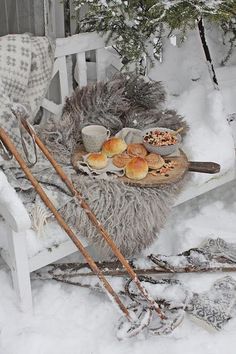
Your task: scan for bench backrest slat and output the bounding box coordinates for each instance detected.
[42,32,115,116]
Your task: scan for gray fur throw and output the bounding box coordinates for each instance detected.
[39,74,188,259]
[42,74,187,164]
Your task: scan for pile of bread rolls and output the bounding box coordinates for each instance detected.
[86,137,165,180]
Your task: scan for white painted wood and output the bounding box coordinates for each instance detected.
[0,203,30,234]
[57,56,70,102]
[51,58,60,78]
[29,240,78,272]
[43,33,109,113]
[175,168,236,206]
[105,48,123,72]
[86,62,97,83]
[75,52,87,87]
[29,231,89,272]
[0,171,31,232]
[55,32,106,58]
[96,48,107,82]
[0,248,12,269]
[41,98,63,115]
[7,228,32,313]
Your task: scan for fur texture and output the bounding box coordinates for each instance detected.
[41,74,187,165]
[40,74,188,259]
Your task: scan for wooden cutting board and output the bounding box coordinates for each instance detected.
[72,147,220,187]
[72,149,188,186]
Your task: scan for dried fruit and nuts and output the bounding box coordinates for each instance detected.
[144,130,177,146]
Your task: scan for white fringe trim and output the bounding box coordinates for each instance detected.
[32,204,52,238]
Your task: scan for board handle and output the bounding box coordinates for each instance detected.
[188,161,220,174]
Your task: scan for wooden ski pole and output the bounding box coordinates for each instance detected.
[47,261,236,277]
[21,120,165,320]
[0,128,133,322]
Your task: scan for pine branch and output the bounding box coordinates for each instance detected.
[73,0,236,72]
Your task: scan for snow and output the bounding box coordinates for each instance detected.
[149,28,236,185]
[1,19,236,354]
[0,170,30,232]
[24,223,87,258]
[162,0,224,10]
[2,181,236,353]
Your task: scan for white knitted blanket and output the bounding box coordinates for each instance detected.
[0,34,74,233]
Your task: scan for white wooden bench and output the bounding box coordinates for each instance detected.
[0,32,235,313]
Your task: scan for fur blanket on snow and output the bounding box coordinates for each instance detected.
[39,74,188,259]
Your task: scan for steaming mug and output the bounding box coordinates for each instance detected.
[81,125,110,152]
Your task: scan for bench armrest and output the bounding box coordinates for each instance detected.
[0,170,31,232]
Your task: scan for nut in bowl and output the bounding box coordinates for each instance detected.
[142,127,181,156]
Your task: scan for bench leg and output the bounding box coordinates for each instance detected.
[7,229,33,313]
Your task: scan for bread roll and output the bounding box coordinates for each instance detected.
[112,153,132,168]
[127,143,147,157]
[145,153,165,170]
[87,152,108,169]
[125,157,148,180]
[102,138,127,157]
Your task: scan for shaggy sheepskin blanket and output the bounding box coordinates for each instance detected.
[39,74,188,259]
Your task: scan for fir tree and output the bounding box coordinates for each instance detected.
[72,0,236,80]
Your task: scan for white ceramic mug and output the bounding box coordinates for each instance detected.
[81,125,110,152]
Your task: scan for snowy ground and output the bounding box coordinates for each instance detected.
[1,179,236,354]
